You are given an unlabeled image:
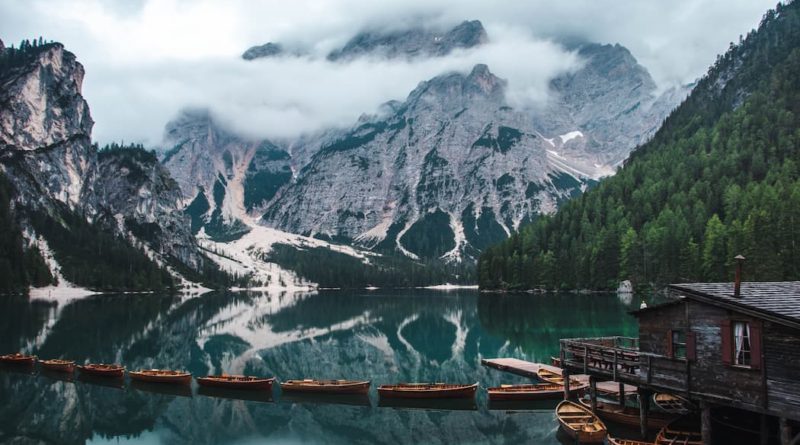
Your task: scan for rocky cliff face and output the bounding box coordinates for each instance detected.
[261,65,580,260]
[93,147,202,269]
[0,43,94,209]
[0,42,203,278]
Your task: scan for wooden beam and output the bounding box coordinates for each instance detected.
[589,376,597,413]
[619,381,626,406]
[638,389,650,439]
[701,401,712,445]
[563,367,571,400]
[761,414,769,445]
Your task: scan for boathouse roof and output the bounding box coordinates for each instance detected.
[667,281,800,329]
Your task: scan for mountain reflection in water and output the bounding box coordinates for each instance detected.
[0,289,637,445]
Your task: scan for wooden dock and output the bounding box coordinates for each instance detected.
[480,358,636,396]
[480,358,557,378]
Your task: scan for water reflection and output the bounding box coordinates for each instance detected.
[0,289,638,444]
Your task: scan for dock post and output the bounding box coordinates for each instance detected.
[618,382,625,406]
[589,376,597,413]
[760,414,769,445]
[638,388,650,439]
[701,401,712,445]
[780,417,791,445]
[563,367,571,400]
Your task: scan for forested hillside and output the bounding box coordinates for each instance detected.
[479,1,800,291]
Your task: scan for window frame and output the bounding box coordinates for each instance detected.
[671,329,687,360]
[732,320,752,368]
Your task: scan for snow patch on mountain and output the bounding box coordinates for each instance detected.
[198,219,379,288]
[26,233,97,301]
[558,130,584,144]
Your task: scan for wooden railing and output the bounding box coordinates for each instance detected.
[559,336,641,381]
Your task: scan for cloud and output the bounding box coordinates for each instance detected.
[87,26,580,143]
[0,0,776,144]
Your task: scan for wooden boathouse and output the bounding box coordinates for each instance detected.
[558,278,800,444]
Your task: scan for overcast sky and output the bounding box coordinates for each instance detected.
[0,0,776,145]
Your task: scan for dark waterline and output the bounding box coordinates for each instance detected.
[0,289,639,444]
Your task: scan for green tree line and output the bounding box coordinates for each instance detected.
[479,1,800,291]
[268,244,475,288]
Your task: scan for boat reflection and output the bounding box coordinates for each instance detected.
[488,399,560,412]
[130,379,193,398]
[197,385,274,403]
[0,362,36,375]
[279,391,372,407]
[38,367,75,383]
[76,372,125,389]
[378,397,477,411]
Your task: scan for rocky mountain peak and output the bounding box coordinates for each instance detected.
[467,63,505,96]
[327,19,487,61]
[406,64,506,115]
[448,20,488,48]
[0,42,92,153]
[241,42,284,60]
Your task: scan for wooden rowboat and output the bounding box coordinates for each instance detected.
[76,363,125,377]
[653,392,693,414]
[556,400,607,444]
[536,368,587,393]
[40,359,75,373]
[0,353,37,365]
[196,375,275,390]
[377,383,478,399]
[608,436,653,445]
[129,369,192,385]
[578,397,676,428]
[656,417,703,445]
[487,383,564,401]
[281,379,370,394]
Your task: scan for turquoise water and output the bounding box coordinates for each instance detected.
[0,290,638,444]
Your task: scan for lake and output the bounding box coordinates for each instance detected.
[0,289,639,444]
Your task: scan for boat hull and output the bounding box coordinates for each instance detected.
[556,400,607,444]
[487,384,563,401]
[656,418,704,445]
[76,364,125,378]
[653,393,693,414]
[197,376,275,390]
[579,398,675,428]
[281,380,370,394]
[40,360,75,373]
[608,437,653,445]
[0,354,36,366]
[536,369,588,394]
[377,383,478,399]
[130,370,192,385]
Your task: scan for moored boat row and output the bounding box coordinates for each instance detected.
[0,352,487,399]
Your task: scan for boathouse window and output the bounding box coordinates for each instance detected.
[733,321,751,366]
[721,319,762,369]
[667,330,695,360]
[670,330,686,359]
